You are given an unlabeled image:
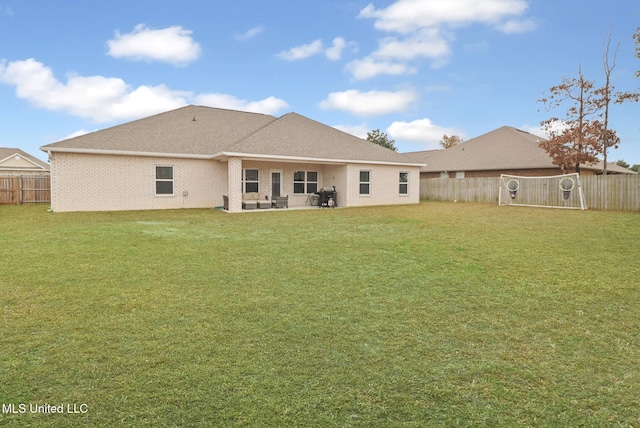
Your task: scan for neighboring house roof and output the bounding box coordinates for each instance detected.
[41,105,423,166]
[405,126,636,174]
[0,147,50,172]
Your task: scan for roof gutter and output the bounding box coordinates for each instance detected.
[217,151,426,167]
[40,146,214,160]
[39,146,425,167]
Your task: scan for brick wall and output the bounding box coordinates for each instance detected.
[50,152,226,212]
[344,164,420,207]
[50,153,421,212]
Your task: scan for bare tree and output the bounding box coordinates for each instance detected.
[616,25,640,104]
[594,27,621,175]
[635,26,640,78]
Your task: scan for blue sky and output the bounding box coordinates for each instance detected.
[1,0,638,164]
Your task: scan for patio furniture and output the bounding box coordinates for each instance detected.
[257,197,271,209]
[242,192,261,210]
[272,195,288,208]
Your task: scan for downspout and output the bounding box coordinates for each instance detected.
[46,150,54,212]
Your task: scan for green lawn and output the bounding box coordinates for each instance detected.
[1,203,639,427]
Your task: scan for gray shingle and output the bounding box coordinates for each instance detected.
[41,105,423,166]
[41,105,277,156]
[405,126,636,174]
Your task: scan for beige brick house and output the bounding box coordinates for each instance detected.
[0,148,50,175]
[405,126,636,179]
[41,105,424,212]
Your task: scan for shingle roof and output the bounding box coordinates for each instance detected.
[405,126,636,174]
[41,105,422,166]
[229,112,421,165]
[41,105,278,156]
[0,147,50,171]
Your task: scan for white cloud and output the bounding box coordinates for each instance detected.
[319,89,416,117]
[332,123,370,139]
[374,29,451,62]
[278,37,355,61]
[325,37,347,61]
[346,58,416,80]
[359,0,530,33]
[107,24,201,66]
[277,39,324,61]
[495,18,537,34]
[521,125,547,139]
[388,118,464,146]
[236,26,264,41]
[194,93,289,115]
[522,121,564,140]
[0,58,289,122]
[353,0,535,78]
[63,130,93,140]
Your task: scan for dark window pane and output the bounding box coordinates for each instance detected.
[156,181,173,195]
[245,182,258,193]
[293,171,305,182]
[399,172,408,183]
[245,169,258,181]
[399,183,408,194]
[360,171,370,182]
[156,166,173,179]
[307,171,318,182]
[360,183,369,195]
[307,183,318,194]
[293,183,305,194]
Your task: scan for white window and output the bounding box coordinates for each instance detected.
[359,170,370,195]
[155,166,174,195]
[293,171,318,194]
[243,169,259,193]
[399,172,409,195]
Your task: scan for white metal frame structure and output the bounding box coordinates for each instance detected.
[499,173,586,210]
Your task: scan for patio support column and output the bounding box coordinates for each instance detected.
[227,157,242,212]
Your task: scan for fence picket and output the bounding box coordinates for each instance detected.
[0,175,51,205]
[421,175,640,212]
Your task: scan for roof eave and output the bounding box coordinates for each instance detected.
[40,146,425,167]
[217,151,425,167]
[41,146,215,160]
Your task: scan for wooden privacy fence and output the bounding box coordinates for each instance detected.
[420,175,640,212]
[0,175,51,205]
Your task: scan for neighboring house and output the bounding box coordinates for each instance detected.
[405,126,636,179]
[41,105,424,212]
[0,148,50,175]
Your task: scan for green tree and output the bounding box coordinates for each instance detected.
[366,129,397,151]
[439,134,464,149]
[615,160,640,172]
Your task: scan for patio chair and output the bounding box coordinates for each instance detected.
[257,196,271,209]
[272,195,288,209]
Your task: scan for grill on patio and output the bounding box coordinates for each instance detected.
[315,186,337,208]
